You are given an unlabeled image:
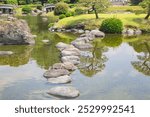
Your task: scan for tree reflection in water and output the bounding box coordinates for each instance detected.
[130,38,150,76]
[79,42,108,77]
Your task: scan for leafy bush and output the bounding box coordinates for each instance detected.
[65,11,72,17]
[59,14,66,19]
[100,18,123,34]
[22,6,32,14]
[48,23,54,28]
[54,2,69,15]
[75,8,86,15]
[37,5,42,10]
[7,0,17,4]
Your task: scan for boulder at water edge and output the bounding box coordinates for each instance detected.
[48,75,72,84]
[48,86,80,98]
[0,17,35,45]
[89,30,105,38]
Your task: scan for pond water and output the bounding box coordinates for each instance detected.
[0,16,150,100]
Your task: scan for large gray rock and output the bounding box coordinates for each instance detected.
[43,69,70,78]
[48,75,72,84]
[89,30,105,38]
[61,56,80,65]
[48,86,80,98]
[0,18,35,45]
[0,51,13,56]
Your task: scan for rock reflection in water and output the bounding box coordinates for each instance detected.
[0,45,33,67]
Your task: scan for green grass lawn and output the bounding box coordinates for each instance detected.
[54,13,149,32]
[107,6,144,12]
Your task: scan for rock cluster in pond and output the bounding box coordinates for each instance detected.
[43,29,105,98]
[0,17,35,45]
[122,28,142,36]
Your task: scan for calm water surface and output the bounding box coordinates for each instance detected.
[0,16,150,100]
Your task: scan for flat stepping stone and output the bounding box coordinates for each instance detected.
[43,69,70,78]
[56,42,74,51]
[48,75,72,84]
[48,86,80,98]
[61,56,80,65]
[0,51,13,56]
[52,62,77,71]
[61,50,80,56]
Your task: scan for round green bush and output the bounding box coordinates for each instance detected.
[22,6,32,14]
[100,18,123,34]
[54,2,69,15]
[59,14,66,19]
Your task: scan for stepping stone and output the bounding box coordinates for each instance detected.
[48,75,72,84]
[48,86,80,98]
[43,69,70,78]
[61,50,80,56]
[52,62,77,71]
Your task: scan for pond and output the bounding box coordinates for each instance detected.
[0,16,150,100]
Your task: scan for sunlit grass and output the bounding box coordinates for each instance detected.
[55,13,147,29]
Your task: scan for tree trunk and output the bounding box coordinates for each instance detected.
[145,4,150,19]
[92,5,99,19]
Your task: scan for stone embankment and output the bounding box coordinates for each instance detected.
[43,29,105,98]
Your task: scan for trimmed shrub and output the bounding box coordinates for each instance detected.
[100,18,123,34]
[22,6,32,14]
[54,2,69,15]
[59,14,66,19]
[37,5,42,10]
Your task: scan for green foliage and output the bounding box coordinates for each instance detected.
[19,0,26,5]
[100,18,123,34]
[65,11,72,17]
[22,6,32,14]
[48,23,54,27]
[6,0,18,4]
[75,8,86,15]
[130,0,142,5]
[54,2,69,15]
[59,14,66,19]
[36,5,42,10]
